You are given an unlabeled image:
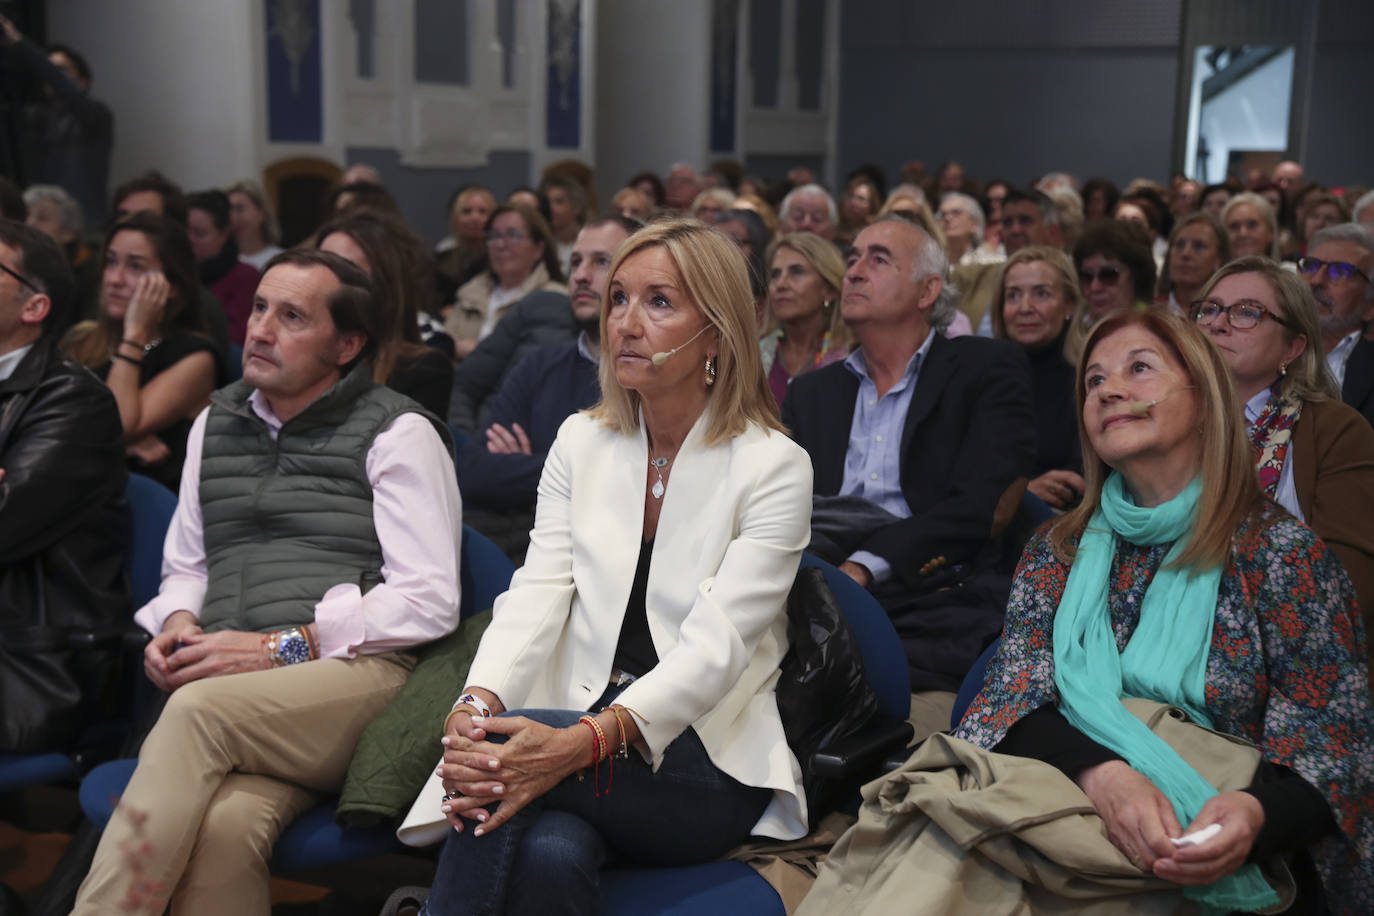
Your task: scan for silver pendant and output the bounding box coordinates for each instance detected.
[651,477,665,499]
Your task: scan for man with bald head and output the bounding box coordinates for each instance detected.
[782,217,1034,741]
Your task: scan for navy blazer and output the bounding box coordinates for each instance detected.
[781,332,1036,593]
[1342,337,1374,429]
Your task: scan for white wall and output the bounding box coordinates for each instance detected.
[46,0,259,192]
[1196,48,1295,184]
[594,0,712,204]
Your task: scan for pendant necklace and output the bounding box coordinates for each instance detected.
[649,455,671,499]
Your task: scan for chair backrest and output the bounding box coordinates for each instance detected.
[262,156,343,247]
[226,344,244,383]
[459,525,516,620]
[125,474,178,608]
[799,553,910,720]
[950,636,1002,729]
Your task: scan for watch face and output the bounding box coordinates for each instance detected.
[279,632,311,665]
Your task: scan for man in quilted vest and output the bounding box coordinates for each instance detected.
[73,249,463,915]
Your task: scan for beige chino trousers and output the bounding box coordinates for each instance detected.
[71,653,413,916]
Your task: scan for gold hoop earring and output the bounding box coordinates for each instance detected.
[705,355,717,386]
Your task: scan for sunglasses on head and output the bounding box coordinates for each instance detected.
[1078,266,1122,286]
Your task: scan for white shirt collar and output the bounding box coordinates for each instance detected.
[0,344,35,382]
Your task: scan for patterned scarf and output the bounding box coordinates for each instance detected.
[1247,380,1304,497]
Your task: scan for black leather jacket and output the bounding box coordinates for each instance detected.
[0,338,129,637]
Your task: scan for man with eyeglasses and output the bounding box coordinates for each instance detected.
[1300,223,1374,427]
[0,219,129,752]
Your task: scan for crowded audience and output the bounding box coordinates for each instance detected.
[2,57,1372,913]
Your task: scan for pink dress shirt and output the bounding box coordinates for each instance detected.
[134,390,463,658]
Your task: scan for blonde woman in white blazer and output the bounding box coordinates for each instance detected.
[422,220,813,916]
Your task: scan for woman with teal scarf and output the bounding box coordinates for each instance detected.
[797,308,1371,913]
[952,310,1373,912]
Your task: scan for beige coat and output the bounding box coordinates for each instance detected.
[443,262,567,342]
[797,700,1295,916]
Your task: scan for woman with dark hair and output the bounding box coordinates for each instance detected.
[1080,177,1120,222]
[801,310,1373,914]
[1066,219,1157,361]
[627,170,666,208]
[1115,188,1172,271]
[60,212,219,489]
[316,210,455,416]
[443,204,567,360]
[187,190,260,345]
[1156,211,1230,313]
[328,181,400,217]
[715,207,771,326]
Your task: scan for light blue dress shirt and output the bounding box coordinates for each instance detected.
[839,331,935,582]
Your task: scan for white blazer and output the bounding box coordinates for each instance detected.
[465,409,813,840]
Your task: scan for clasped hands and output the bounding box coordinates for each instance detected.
[1075,760,1264,886]
[436,712,591,836]
[144,610,277,690]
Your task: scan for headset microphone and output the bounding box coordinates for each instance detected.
[1128,385,1197,417]
[650,325,710,367]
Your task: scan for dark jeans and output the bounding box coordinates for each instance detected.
[422,688,772,916]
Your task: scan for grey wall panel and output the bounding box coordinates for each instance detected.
[836,46,1179,188]
[344,147,531,244]
[1303,46,1374,185]
[847,0,1181,49]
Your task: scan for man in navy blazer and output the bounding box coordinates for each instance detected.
[782,216,1035,739]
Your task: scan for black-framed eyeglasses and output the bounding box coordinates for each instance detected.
[0,260,39,293]
[1191,298,1291,331]
[1297,256,1371,285]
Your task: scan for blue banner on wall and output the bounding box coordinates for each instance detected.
[711,0,739,153]
[266,0,324,143]
[546,0,581,149]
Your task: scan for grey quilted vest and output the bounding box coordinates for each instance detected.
[197,364,450,633]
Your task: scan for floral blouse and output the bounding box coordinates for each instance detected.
[954,506,1374,912]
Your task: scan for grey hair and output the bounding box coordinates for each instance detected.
[939,191,985,239]
[1352,189,1374,224]
[779,183,837,227]
[1309,222,1374,300]
[885,183,928,209]
[871,214,959,331]
[21,184,84,237]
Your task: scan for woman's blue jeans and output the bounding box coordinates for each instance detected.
[422,688,772,916]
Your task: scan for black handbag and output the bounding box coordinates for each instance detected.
[775,567,880,824]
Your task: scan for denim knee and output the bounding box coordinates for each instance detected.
[505,811,606,916]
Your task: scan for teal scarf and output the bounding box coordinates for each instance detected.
[1052,473,1277,913]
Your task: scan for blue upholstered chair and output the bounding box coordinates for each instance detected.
[79,524,516,877]
[226,343,244,383]
[0,474,177,793]
[597,553,912,916]
[950,637,1003,729]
